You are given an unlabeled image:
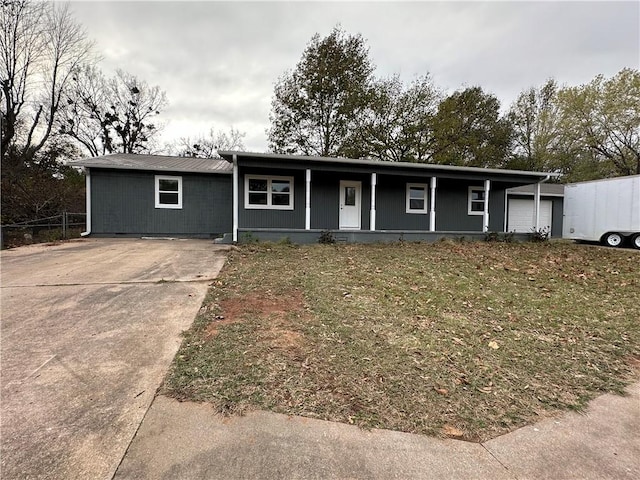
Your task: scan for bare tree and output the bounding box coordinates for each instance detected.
[60,67,168,155]
[166,126,246,158]
[1,0,94,159]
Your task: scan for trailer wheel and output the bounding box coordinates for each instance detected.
[602,232,624,247]
[632,233,640,250]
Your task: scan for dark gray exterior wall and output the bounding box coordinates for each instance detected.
[90,169,232,236]
[238,168,371,231]
[376,175,431,230]
[551,197,564,237]
[238,165,510,233]
[434,178,506,232]
[310,170,371,230]
[237,167,306,229]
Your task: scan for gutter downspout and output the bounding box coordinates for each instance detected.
[81,168,91,236]
[232,154,238,243]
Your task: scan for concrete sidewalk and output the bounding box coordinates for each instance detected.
[115,382,640,479]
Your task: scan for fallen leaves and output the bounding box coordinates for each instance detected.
[442,424,464,438]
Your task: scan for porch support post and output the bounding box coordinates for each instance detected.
[370,172,377,231]
[483,179,491,233]
[534,181,541,231]
[232,154,238,242]
[305,168,311,230]
[429,176,437,232]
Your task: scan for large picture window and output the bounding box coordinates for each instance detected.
[406,183,428,213]
[155,175,182,209]
[468,186,486,215]
[245,175,294,210]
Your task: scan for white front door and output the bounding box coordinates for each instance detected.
[339,180,361,230]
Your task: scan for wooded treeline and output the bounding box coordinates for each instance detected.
[269,27,640,182]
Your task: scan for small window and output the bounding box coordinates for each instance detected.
[245,175,294,210]
[155,175,182,209]
[406,183,428,213]
[344,186,356,206]
[468,186,486,215]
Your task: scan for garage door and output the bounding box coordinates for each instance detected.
[508,199,553,233]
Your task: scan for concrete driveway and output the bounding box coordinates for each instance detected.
[0,238,229,480]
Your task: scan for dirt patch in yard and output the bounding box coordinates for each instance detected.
[205,290,307,354]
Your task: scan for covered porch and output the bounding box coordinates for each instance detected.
[219,151,555,244]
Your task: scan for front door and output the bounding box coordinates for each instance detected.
[339,180,361,230]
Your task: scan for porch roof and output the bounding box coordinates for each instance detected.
[219,151,559,182]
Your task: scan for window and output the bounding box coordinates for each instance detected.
[468,186,486,215]
[344,186,356,206]
[245,175,294,210]
[406,183,428,213]
[155,175,182,209]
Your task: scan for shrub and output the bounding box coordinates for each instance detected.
[530,226,551,242]
[318,230,336,244]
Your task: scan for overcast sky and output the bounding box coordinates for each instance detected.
[69,0,640,153]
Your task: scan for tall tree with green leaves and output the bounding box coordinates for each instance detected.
[432,87,513,168]
[507,79,565,172]
[268,26,375,157]
[556,68,640,178]
[350,75,441,162]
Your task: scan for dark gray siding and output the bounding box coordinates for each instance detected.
[433,179,507,232]
[551,197,564,237]
[238,167,305,229]
[91,169,232,235]
[312,171,371,230]
[310,171,339,229]
[239,169,372,231]
[376,175,431,230]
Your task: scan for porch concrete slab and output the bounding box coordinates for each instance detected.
[483,381,640,480]
[114,395,514,480]
[1,239,229,479]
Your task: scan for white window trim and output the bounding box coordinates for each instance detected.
[244,174,294,210]
[468,186,486,216]
[155,175,182,209]
[406,183,429,214]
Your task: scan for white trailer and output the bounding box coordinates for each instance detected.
[563,175,640,249]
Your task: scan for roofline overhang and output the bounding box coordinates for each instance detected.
[66,161,232,175]
[218,151,559,179]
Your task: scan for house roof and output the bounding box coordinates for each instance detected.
[68,154,233,174]
[507,183,565,196]
[218,151,558,179]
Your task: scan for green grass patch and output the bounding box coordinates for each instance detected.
[163,242,639,441]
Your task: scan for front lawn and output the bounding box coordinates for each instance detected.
[163,241,639,441]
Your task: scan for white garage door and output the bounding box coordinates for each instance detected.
[508,199,553,233]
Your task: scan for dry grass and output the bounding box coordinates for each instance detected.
[163,241,639,441]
